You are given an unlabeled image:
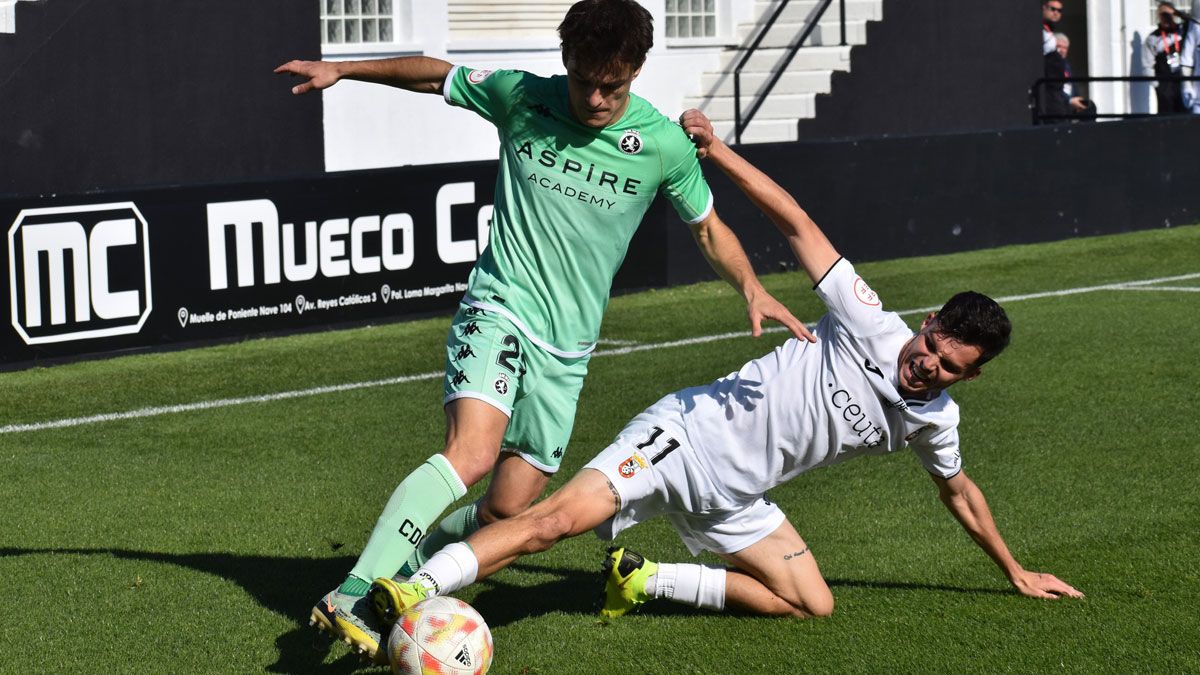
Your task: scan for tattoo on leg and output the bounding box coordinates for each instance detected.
[783,547,809,561]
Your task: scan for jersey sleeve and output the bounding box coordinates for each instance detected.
[813,258,893,337]
[658,126,713,224]
[443,66,525,127]
[910,426,962,479]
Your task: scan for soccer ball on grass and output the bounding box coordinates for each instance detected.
[387,596,493,674]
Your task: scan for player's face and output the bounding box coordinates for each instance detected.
[896,315,983,397]
[564,57,641,128]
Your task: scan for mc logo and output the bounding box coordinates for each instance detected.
[7,202,152,344]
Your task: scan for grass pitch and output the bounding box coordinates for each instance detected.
[1,225,1198,673]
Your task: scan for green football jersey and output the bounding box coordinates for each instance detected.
[444,66,713,357]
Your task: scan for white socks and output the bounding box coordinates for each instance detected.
[412,547,728,613]
[412,542,479,596]
[646,563,726,611]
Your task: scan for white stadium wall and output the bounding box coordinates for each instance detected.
[321,0,754,170]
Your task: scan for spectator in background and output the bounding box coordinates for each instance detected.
[1055,33,1097,120]
[1038,0,1071,122]
[1144,2,1188,115]
[1042,0,1063,59]
[1177,5,1200,112]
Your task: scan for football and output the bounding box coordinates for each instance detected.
[387,596,494,675]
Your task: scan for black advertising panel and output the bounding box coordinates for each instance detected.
[0,163,503,367]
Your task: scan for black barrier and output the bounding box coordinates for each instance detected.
[0,162,669,369]
[669,115,1200,285]
[6,116,1199,369]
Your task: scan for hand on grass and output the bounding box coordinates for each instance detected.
[274,60,341,95]
[747,290,816,343]
[1011,569,1084,599]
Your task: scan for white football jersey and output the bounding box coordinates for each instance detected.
[678,258,963,505]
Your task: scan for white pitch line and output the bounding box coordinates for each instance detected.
[0,372,442,435]
[3,271,1198,435]
[1115,286,1200,292]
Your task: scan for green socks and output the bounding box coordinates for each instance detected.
[347,454,467,584]
[397,500,481,579]
[337,575,370,596]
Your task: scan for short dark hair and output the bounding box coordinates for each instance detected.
[558,0,654,76]
[934,291,1011,367]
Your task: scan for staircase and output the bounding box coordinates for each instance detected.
[685,0,883,143]
[0,0,41,34]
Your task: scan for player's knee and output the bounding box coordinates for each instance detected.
[798,590,834,618]
[440,446,499,486]
[477,497,532,525]
[526,510,575,551]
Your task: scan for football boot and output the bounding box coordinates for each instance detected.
[600,546,658,618]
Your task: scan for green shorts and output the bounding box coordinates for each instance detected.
[443,303,590,472]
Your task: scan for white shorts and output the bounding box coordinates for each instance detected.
[584,393,786,556]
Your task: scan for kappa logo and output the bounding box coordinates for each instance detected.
[853,276,880,306]
[618,129,643,155]
[552,447,564,459]
[467,69,494,84]
[8,202,153,345]
[617,453,647,478]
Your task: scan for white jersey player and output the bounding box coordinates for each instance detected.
[366,111,1083,625]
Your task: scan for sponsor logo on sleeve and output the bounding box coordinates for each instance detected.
[905,423,936,443]
[853,276,880,306]
[467,69,494,84]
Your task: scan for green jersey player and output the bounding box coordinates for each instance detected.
[275,0,810,662]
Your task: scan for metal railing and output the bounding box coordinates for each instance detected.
[1030,75,1200,124]
[733,0,847,144]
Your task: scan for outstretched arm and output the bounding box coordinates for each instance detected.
[690,211,815,342]
[931,471,1083,599]
[679,109,840,285]
[274,56,453,95]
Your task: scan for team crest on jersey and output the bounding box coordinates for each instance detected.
[467,69,494,84]
[494,372,510,395]
[618,129,643,155]
[853,276,881,306]
[617,452,648,478]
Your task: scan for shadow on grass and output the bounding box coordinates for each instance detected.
[0,548,624,671]
[0,546,372,673]
[0,547,1012,672]
[824,577,1012,596]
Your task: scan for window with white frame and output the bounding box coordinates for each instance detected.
[322,0,395,45]
[665,0,716,40]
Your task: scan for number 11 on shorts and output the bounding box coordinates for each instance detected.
[636,426,680,465]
